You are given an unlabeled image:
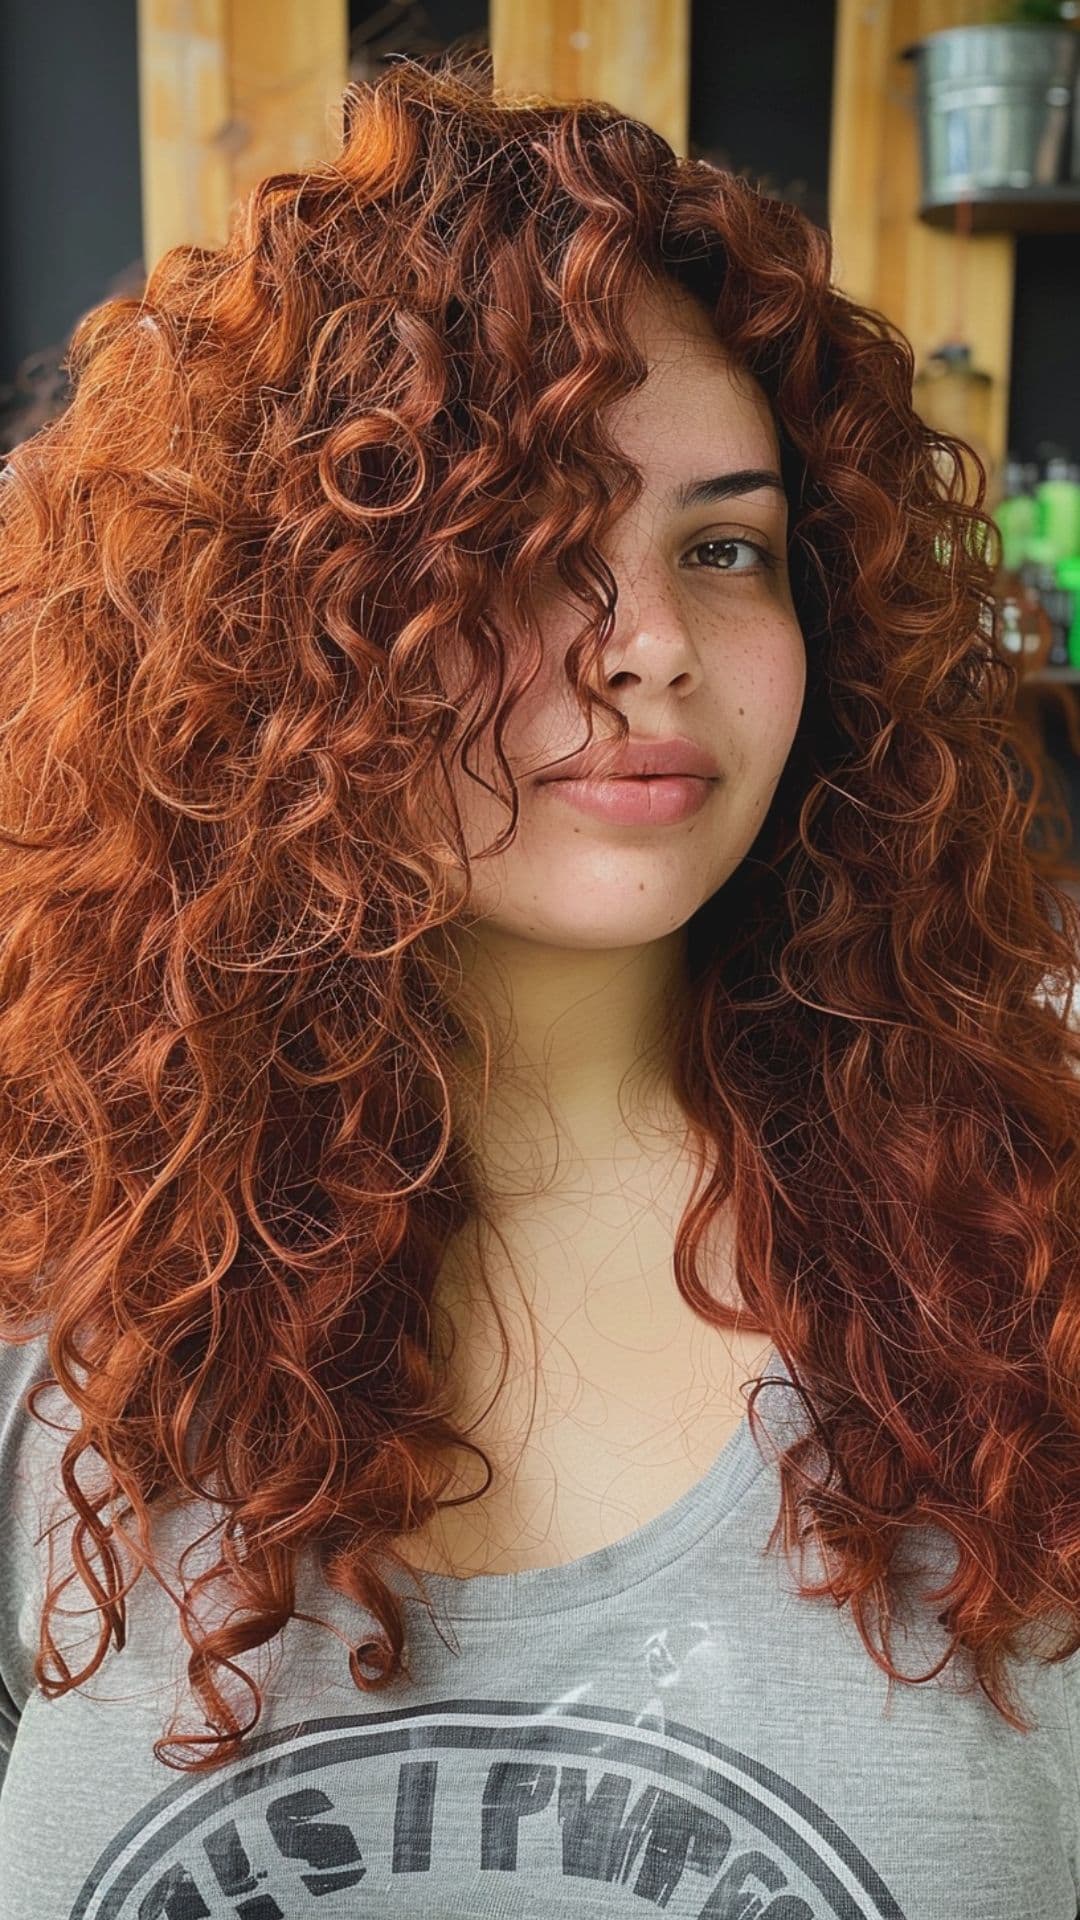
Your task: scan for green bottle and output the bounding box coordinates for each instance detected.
[1057,556,1080,671]
[995,458,1039,571]
[1036,459,1080,564]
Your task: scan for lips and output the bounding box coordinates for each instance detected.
[537,734,720,783]
[541,772,714,825]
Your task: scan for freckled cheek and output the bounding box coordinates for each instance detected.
[775,626,809,740]
[723,620,806,769]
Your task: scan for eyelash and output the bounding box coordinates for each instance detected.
[683,537,777,575]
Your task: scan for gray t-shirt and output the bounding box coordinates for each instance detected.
[0,1328,1078,1918]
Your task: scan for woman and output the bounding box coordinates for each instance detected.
[0,49,1079,1919]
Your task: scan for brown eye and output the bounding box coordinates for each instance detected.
[684,537,776,573]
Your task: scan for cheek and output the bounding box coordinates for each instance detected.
[727,621,806,774]
[775,629,808,744]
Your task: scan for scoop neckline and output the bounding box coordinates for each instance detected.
[387,1343,792,1620]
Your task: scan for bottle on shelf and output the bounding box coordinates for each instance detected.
[995,459,1039,572]
[1021,536,1074,669]
[1036,458,1080,567]
[993,448,1080,678]
[1058,556,1080,671]
[995,565,1053,673]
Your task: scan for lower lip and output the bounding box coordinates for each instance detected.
[540,775,716,824]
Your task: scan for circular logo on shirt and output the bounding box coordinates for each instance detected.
[69,1696,905,1916]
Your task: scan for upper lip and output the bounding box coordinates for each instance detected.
[537,734,720,782]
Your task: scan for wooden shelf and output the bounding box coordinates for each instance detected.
[829,2,1016,474]
[1021,666,1080,685]
[919,185,1080,236]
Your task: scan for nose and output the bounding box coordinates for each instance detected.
[598,576,703,693]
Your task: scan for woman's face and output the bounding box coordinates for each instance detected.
[445,282,806,950]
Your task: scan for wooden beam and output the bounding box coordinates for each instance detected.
[489,0,690,158]
[137,0,349,271]
[829,0,1015,480]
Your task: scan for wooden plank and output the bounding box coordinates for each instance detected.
[137,0,231,271]
[490,0,690,158]
[137,0,348,271]
[226,0,349,202]
[828,0,892,307]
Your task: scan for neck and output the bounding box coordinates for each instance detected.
[431,922,750,1375]
[450,923,691,1195]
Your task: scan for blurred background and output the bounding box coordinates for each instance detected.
[3,0,1080,887]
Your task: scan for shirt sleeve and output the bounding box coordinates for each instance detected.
[0,1332,54,1800]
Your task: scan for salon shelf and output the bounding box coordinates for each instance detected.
[918,185,1080,235]
[1021,666,1080,685]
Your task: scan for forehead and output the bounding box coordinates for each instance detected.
[605,283,779,481]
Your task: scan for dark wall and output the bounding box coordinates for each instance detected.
[348,1,487,63]
[1008,235,1080,467]
[0,0,142,383]
[689,0,836,230]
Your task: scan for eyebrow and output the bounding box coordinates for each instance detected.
[671,468,787,510]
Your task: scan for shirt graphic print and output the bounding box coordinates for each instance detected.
[66,1691,926,1918]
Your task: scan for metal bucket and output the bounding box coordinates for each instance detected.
[904,25,1080,202]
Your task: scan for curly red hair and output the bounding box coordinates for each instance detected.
[2,50,1080,1775]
